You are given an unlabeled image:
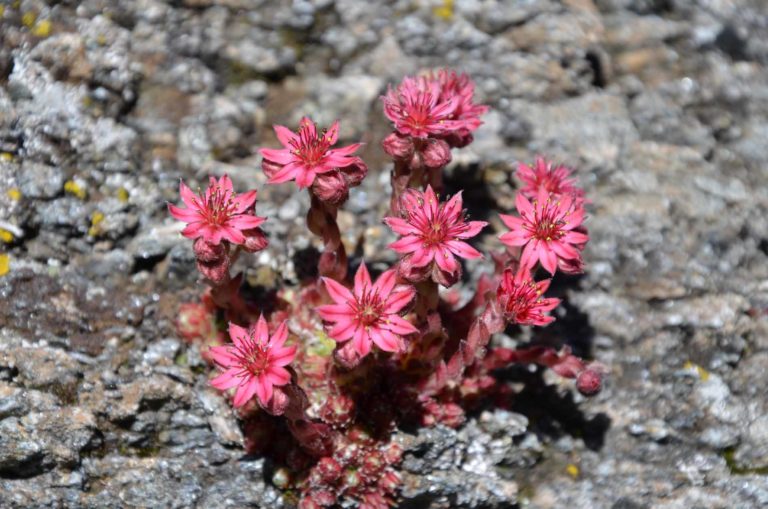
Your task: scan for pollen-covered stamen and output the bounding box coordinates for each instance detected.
[199,185,239,226]
[523,198,568,242]
[291,124,335,167]
[230,333,271,380]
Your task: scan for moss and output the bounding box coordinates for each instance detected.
[723,447,768,476]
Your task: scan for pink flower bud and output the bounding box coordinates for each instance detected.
[196,256,230,283]
[314,457,342,484]
[334,341,362,369]
[420,138,452,169]
[193,238,227,263]
[320,394,355,428]
[242,227,268,253]
[576,367,603,396]
[361,450,385,478]
[262,386,290,415]
[341,157,368,187]
[382,132,415,159]
[443,131,474,149]
[312,170,349,206]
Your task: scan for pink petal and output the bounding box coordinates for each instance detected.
[210,369,241,390]
[329,320,356,341]
[352,327,371,358]
[228,322,248,348]
[383,217,419,236]
[260,147,296,165]
[551,241,579,260]
[233,190,258,213]
[564,230,589,244]
[540,244,558,274]
[268,162,302,184]
[322,277,354,303]
[265,366,291,386]
[389,235,423,254]
[434,249,459,273]
[233,378,259,408]
[409,247,435,268]
[317,303,353,322]
[499,214,524,230]
[354,262,372,298]
[423,185,439,218]
[228,215,265,230]
[371,328,400,353]
[499,230,529,247]
[519,242,539,270]
[180,221,205,240]
[384,287,415,314]
[274,124,298,146]
[295,167,316,188]
[179,180,200,210]
[221,226,246,245]
[453,220,486,239]
[252,376,273,407]
[515,193,534,217]
[168,203,201,223]
[219,174,234,193]
[270,344,297,367]
[445,240,482,260]
[208,345,238,367]
[326,120,340,145]
[255,314,269,346]
[373,269,397,297]
[382,315,418,335]
[271,321,289,348]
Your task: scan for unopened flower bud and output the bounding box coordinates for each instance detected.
[312,170,349,206]
[382,132,415,160]
[341,157,368,187]
[193,238,227,263]
[242,227,268,253]
[320,394,355,428]
[334,341,362,369]
[196,256,230,284]
[421,138,451,169]
[262,386,290,415]
[576,368,603,396]
[361,450,384,478]
[444,131,474,149]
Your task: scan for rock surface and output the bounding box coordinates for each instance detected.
[1,0,768,508]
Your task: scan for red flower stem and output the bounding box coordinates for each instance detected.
[390,158,411,215]
[307,193,348,281]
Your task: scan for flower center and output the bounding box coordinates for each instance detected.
[232,336,271,378]
[292,122,333,167]
[201,185,238,226]
[356,291,383,327]
[423,221,446,246]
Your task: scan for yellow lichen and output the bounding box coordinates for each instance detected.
[0,6,5,17]
[64,180,87,200]
[566,463,580,478]
[683,361,710,381]
[88,211,105,237]
[7,188,21,201]
[0,229,13,243]
[31,19,52,38]
[0,152,13,162]
[0,254,9,277]
[117,187,129,203]
[21,11,36,27]
[432,0,454,20]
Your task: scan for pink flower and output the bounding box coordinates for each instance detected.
[499,189,588,274]
[168,174,265,245]
[209,315,297,407]
[384,185,486,278]
[434,69,488,139]
[318,263,418,358]
[517,158,585,201]
[259,117,363,189]
[382,75,459,138]
[496,269,560,326]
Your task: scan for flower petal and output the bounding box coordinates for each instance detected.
[354,262,372,298]
[233,378,259,408]
[270,344,297,367]
[322,277,354,303]
[228,322,249,348]
[274,124,298,146]
[210,369,241,390]
[445,240,482,260]
[384,287,415,314]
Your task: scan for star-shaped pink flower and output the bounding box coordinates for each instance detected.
[317,263,418,358]
[496,268,560,326]
[384,185,487,278]
[499,189,588,275]
[382,75,460,138]
[259,117,363,189]
[209,315,297,408]
[517,157,585,202]
[168,174,265,245]
[434,69,488,138]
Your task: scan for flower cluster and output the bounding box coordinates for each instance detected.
[169,69,603,509]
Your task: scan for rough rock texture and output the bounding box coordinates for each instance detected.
[1,0,768,508]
